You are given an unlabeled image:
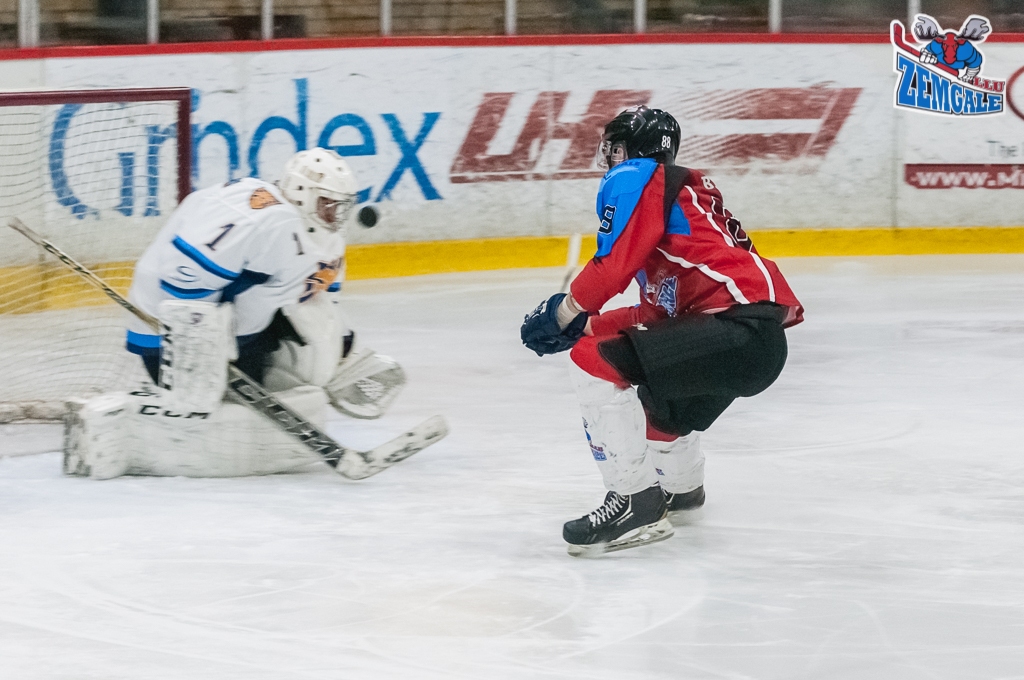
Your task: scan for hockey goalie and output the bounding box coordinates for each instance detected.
[65,149,410,480]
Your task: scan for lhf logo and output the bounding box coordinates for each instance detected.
[450,86,861,184]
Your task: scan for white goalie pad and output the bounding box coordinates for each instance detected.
[325,348,406,419]
[264,291,346,391]
[64,385,328,479]
[63,393,134,480]
[158,299,235,414]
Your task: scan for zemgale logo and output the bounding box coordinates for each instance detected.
[891,14,1004,116]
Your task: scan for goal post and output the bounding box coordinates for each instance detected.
[0,87,192,422]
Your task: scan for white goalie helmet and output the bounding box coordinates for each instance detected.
[279,148,358,236]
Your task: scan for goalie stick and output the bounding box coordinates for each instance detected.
[6,217,448,480]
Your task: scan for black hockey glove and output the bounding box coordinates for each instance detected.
[521,293,588,356]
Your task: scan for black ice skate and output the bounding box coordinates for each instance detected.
[663,485,705,524]
[563,485,674,557]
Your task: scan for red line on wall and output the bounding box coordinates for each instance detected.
[0,32,904,62]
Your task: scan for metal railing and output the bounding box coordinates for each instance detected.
[5,0,1009,48]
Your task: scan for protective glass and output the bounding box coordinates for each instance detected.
[596,139,629,171]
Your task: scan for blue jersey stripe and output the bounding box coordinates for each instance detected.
[172,236,240,281]
[220,270,271,304]
[160,280,218,299]
[126,330,161,356]
[126,330,161,348]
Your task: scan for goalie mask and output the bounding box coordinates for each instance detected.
[597,106,681,170]
[279,149,358,243]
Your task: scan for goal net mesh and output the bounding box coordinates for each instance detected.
[0,91,188,423]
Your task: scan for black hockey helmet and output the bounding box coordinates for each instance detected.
[597,105,680,170]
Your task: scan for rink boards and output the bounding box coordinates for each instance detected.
[2,36,1024,297]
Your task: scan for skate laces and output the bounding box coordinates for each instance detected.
[589,493,627,525]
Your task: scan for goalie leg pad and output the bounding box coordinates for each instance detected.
[263,294,346,391]
[63,394,134,480]
[325,349,407,419]
[125,385,329,477]
[62,386,329,479]
[158,299,234,414]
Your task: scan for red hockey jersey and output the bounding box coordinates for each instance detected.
[570,159,803,335]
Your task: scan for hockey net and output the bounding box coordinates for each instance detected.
[0,88,191,423]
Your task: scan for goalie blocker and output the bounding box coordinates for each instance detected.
[66,297,410,479]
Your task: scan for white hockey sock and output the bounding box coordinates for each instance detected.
[647,432,705,494]
[569,363,657,496]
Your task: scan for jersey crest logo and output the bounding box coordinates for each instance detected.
[891,15,1004,116]
[656,276,678,316]
[300,258,342,303]
[249,187,282,210]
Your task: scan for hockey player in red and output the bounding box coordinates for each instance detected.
[521,106,804,556]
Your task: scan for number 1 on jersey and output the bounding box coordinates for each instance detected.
[205,223,235,251]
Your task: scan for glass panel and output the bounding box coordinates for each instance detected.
[921,0,1024,33]
[273,0,378,38]
[392,0,505,36]
[0,0,17,47]
[159,0,263,42]
[37,0,126,46]
[518,0,634,34]
[782,0,905,33]
[647,0,770,33]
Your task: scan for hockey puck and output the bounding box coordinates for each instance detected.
[357,206,379,228]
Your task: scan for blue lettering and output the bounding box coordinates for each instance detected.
[194,121,240,187]
[963,88,977,114]
[49,104,97,219]
[144,124,175,217]
[192,90,240,187]
[115,152,135,216]
[896,54,917,107]
[989,93,1003,113]
[914,64,932,110]
[932,76,950,113]
[318,113,376,203]
[376,113,442,202]
[248,78,308,177]
[951,83,965,114]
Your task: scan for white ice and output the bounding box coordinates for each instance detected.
[2,255,1024,680]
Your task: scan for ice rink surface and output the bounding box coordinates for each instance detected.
[2,255,1024,680]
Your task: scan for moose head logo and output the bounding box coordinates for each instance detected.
[913,15,990,83]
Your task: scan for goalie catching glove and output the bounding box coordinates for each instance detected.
[326,348,406,419]
[264,290,406,420]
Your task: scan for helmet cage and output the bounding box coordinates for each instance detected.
[310,187,356,233]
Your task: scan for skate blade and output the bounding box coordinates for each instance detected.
[566,518,674,558]
[667,506,704,525]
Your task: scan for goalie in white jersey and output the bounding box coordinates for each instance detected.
[65,149,407,479]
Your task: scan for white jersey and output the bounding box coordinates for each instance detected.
[127,178,345,351]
